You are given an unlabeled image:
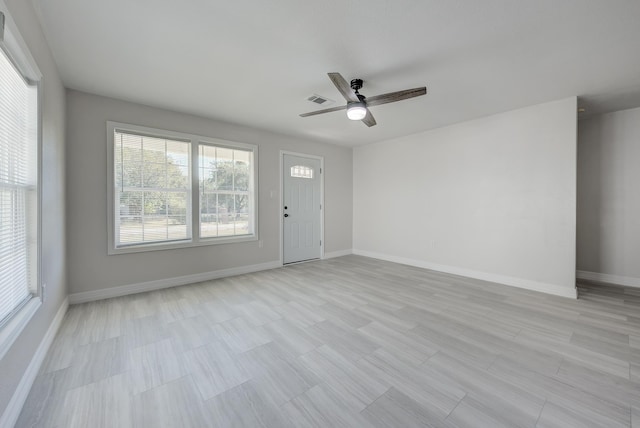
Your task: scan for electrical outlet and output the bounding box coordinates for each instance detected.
[42,283,47,302]
[258,240,264,248]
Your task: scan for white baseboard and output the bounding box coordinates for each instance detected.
[324,249,353,259]
[353,249,577,299]
[0,297,69,428]
[576,270,640,289]
[69,261,282,304]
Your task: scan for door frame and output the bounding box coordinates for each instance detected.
[280,150,325,265]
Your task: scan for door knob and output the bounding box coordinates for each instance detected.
[284,213,289,217]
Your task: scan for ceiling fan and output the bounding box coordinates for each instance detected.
[300,72,427,127]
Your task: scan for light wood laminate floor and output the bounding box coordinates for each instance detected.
[17,255,640,427]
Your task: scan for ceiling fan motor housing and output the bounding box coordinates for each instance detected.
[350,79,363,92]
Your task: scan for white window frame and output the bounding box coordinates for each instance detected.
[107,122,258,254]
[0,3,43,361]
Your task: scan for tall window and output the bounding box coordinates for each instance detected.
[108,122,257,254]
[0,42,39,326]
[114,131,191,247]
[199,145,254,238]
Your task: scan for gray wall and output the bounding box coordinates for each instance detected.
[66,90,353,294]
[0,0,67,417]
[353,98,578,297]
[577,107,640,284]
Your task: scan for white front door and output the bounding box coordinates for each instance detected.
[283,153,322,264]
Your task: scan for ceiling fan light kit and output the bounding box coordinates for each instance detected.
[347,102,367,120]
[300,72,427,127]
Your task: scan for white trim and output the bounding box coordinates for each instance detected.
[353,249,577,299]
[0,297,68,428]
[280,151,325,265]
[69,261,281,304]
[324,249,353,259]
[0,298,41,361]
[107,234,259,255]
[0,0,42,81]
[576,270,640,289]
[279,153,283,265]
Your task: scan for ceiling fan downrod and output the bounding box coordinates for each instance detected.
[350,79,363,94]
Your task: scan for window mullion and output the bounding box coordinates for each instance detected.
[190,138,198,243]
[141,137,145,243]
[164,138,168,241]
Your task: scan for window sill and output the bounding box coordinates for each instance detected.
[0,297,41,360]
[108,234,258,255]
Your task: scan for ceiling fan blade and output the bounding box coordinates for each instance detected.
[361,109,377,127]
[299,104,347,117]
[364,87,427,107]
[328,72,359,102]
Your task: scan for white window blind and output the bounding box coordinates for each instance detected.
[114,130,191,247]
[0,46,38,326]
[199,144,254,238]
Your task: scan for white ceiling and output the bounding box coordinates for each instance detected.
[33,0,640,146]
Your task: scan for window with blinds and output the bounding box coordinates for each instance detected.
[0,47,38,326]
[199,144,254,238]
[108,123,258,253]
[113,130,191,247]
